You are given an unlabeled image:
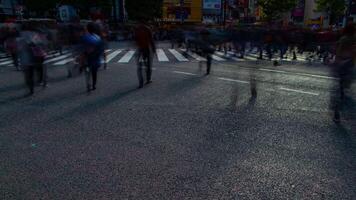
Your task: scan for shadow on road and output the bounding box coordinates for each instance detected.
[50,87,138,122]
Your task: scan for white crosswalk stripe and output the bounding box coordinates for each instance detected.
[215,51,241,61]
[212,54,226,61]
[0,48,320,67]
[118,50,135,63]
[180,49,206,61]
[0,60,13,66]
[44,53,72,64]
[106,49,123,63]
[156,49,169,62]
[54,57,74,65]
[168,49,189,62]
[0,56,10,62]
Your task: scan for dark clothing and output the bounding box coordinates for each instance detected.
[81,33,104,90]
[137,48,152,87]
[134,24,155,87]
[24,65,35,94]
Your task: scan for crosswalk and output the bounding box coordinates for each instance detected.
[0,48,316,68]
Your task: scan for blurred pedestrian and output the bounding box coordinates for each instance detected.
[81,22,104,92]
[134,20,156,88]
[331,24,356,123]
[18,23,43,95]
[200,29,214,75]
[4,27,19,70]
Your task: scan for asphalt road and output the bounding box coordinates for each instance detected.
[0,45,355,199]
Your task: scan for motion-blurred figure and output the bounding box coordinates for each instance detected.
[81,22,105,92]
[331,24,356,123]
[134,21,156,88]
[18,23,47,95]
[200,29,214,75]
[94,20,109,69]
[4,27,19,70]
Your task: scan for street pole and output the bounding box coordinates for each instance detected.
[180,0,184,24]
[222,0,227,27]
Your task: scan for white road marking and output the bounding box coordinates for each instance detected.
[169,49,189,62]
[0,60,13,66]
[156,49,169,62]
[280,87,319,96]
[118,50,135,63]
[259,68,336,80]
[0,57,10,62]
[106,49,122,63]
[44,53,72,64]
[180,49,206,61]
[216,51,241,61]
[218,77,249,84]
[53,57,74,65]
[173,71,197,76]
[212,54,226,61]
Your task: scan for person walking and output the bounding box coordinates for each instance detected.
[18,23,38,95]
[331,24,355,123]
[134,21,156,88]
[81,22,104,92]
[200,29,214,75]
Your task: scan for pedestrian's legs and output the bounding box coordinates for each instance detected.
[267,44,272,60]
[240,42,245,58]
[11,52,19,70]
[259,44,263,59]
[91,67,98,90]
[24,65,34,94]
[36,58,46,86]
[85,66,91,91]
[137,51,144,88]
[145,52,152,84]
[36,59,44,84]
[206,54,212,75]
[103,51,107,69]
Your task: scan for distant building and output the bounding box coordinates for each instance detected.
[0,0,21,21]
[162,0,202,23]
[112,0,127,22]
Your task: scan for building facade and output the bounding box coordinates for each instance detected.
[162,0,202,23]
[0,0,21,21]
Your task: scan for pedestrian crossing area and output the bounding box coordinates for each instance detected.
[0,48,316,68]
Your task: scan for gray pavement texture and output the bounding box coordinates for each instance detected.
[0,51,356,200]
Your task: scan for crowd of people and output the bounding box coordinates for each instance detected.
[0,20,355,122]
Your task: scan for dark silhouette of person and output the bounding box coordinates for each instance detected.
[332,24,355,123]
[200,29,214,75]
[134,21,156,88]
[81,22,104,91]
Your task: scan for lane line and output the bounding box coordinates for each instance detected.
[218,77,249,84]
[280,87,319,96]
[44,53,72,64]
[156,49,169,62]
[169,49,189,62]
[173,71,197,76]
[118,50,135,63]
[259,68,336,80]
[106,49,122,63]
